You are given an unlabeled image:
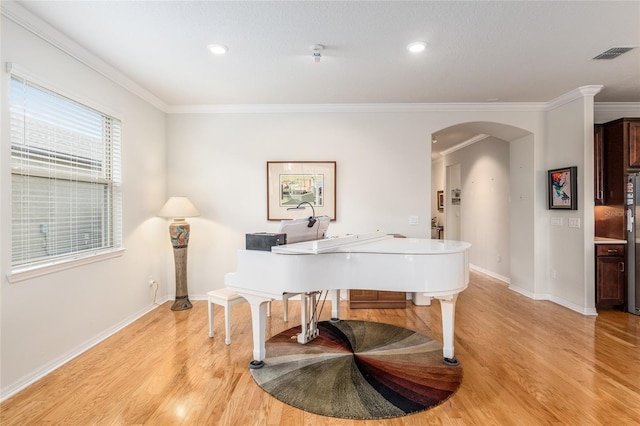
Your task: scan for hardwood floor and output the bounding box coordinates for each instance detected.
[1,271,639,425]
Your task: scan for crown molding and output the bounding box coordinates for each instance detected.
[594,102,640,115]
[1,1,168,112]
[440,134,491,157]
[545,85,603,111]
[166,102,547,114]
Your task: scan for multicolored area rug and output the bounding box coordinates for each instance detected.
[250,320,463,420]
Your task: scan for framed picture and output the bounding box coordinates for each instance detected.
[437,190,444,211]
[267,161,336,220]
[548,166,577,210]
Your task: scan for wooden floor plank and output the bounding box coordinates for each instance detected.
[1,271,639,425]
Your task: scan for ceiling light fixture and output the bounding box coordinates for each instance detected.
[312,44,324,63]
[207,44,228,55]
[407,41,427,53]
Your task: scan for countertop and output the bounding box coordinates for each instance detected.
[594,237,627,244]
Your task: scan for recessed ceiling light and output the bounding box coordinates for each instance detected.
[207,44,228,55]
[407,41,427,53]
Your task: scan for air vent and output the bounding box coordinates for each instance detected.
[592,46,635,60]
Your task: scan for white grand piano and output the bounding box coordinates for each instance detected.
[225,232,471,368]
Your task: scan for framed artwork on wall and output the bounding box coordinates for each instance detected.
[548,166,578,210]
[267,161,336,220]
[437,190,444,211]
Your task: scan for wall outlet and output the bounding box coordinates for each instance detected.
[409,215,419,225]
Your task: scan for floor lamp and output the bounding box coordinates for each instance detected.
[159,196,200,311]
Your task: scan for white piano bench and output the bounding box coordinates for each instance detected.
[207,288,275,344]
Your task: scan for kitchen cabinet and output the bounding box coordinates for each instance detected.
[599,118,640,240]
[603,120,626,206]
[604,118,640,180]
[595,244,626,310]
[626,119,640,169]
[594,124,604,204]
[349,289,407,309]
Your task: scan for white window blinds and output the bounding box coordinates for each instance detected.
[9,75,122,271]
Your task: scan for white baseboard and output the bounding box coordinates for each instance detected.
[468,265,598,317]
[507,284,598,316]
[469,264,511,284]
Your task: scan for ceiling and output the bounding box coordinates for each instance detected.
[5,0,640,155]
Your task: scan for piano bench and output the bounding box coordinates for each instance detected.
[207,289,274,344]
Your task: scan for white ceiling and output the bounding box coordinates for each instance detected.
[5,0,640,154]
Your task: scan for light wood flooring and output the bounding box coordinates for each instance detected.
[1,272,639,425]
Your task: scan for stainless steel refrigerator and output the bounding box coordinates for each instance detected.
[626,174,640,315]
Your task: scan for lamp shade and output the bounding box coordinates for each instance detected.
[158,196,200,219]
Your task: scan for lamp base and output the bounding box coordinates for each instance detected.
[171,295,193,311]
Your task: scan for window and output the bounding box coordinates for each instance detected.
[9,75,122,275]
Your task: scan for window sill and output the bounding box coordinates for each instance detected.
[7,248,126,284]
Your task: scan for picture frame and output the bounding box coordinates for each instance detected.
[267,161,336,220]
[437,190,444,211]
[548,166,578,210]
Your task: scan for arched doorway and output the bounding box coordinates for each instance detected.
[431,122,533,284]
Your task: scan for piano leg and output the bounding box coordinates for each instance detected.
[438,294,460,366]
[330,289,340,322]
[240,294,271,369]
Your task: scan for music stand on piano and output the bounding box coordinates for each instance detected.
[277,215,331,244]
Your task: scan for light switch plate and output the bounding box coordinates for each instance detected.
[569,218,580,228]
[551,217,563,226]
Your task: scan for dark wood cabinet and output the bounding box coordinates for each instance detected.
[604,117,640,178]
[595,244,626,310]
[598,118,640,240]
[627,120,640,169]
[603,120,626,206]
[594,124,604,204]
[349,290,407,309]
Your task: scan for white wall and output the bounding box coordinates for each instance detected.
[544,92,597,313]
[166,112,434,296]
[1,18,168,398]
[509,134,536,294]
[444,138,511,280]
[595,104,640,124]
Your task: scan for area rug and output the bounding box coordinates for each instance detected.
[250,320,463,420]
